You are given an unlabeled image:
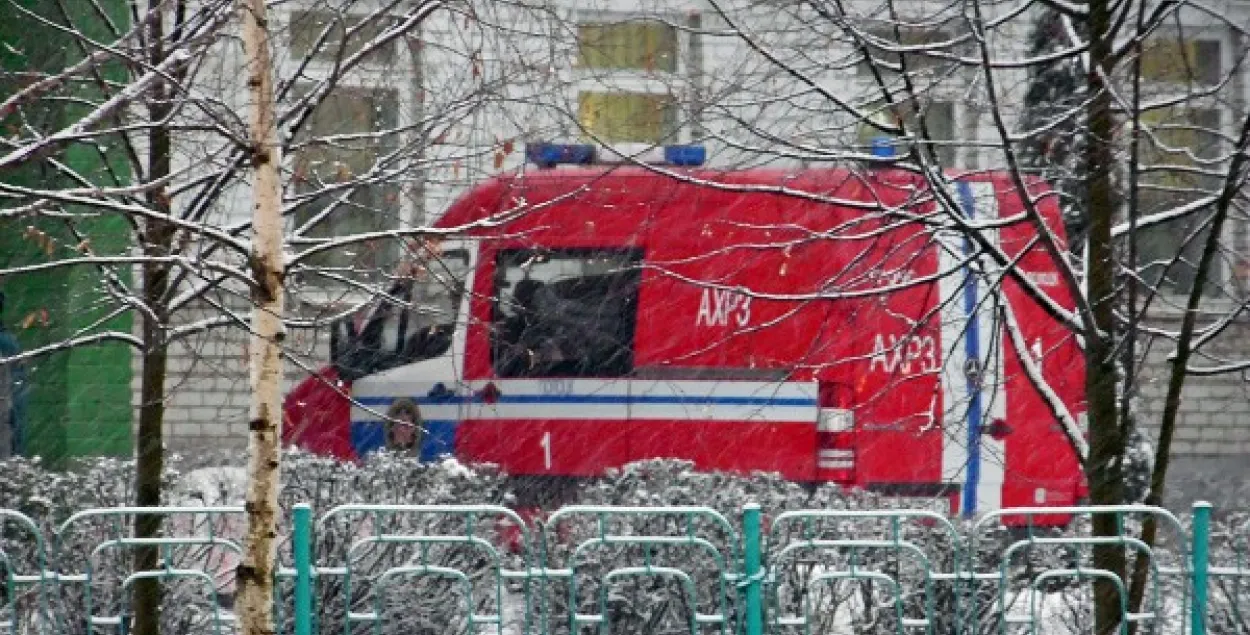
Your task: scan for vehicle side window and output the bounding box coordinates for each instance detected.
[332,249,470,380]
[492,249,641,378]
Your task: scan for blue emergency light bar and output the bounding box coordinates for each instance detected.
[525,143,596,167]
[870,136,897,158]
[664,145,707,166]
[525,142,707,168]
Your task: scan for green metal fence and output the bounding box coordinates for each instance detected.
[1,502,1246,635]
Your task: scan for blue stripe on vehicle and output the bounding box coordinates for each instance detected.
[350,421,386,456]
[351,419,458,461]
[421,420,458,460]
[955,180,983,518]
[352,390,815,461]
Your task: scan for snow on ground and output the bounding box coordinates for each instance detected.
[171,466,249,506]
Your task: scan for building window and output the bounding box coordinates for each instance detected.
[1135,107,1223,295]
[1139,37,1221,86]
[855,99,956,164]
[857,25,959,77]
[1132,32,1226,296]
[492,249,642,378]
[1136,210,1221,297]
[291,86,401,283]
[289,10,397,65]
[573,15,688,145]
[578,91,678,144]
[578,21,678,72]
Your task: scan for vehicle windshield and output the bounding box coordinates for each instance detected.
[332,246,471,380]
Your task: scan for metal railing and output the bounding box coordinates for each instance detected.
[1,502,1246,635]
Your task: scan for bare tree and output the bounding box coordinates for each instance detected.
[0,0,548,631]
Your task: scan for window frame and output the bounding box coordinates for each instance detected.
[1132,105,1227,298]
[576,20,680,73]
[279,6,423,302]
[572,10,689,76]
[569,9,694,146]
[287,9,402,67]
[1137,34,1223,88]
[854,20,967,79]
[1126,29,1232,299]
[289,83,404,283]
[1133,207,1226,298]
[854,98,959,165]
[576,90,680,145]
[490,247,644,379]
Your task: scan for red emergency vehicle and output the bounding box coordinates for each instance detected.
[283,142,1087,521]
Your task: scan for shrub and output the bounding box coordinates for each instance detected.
[1,454,1244,635]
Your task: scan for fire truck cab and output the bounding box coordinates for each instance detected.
[283,143,1087,522]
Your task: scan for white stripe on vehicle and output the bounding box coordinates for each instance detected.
[817,459,854,469]
[818,449,854,458]
[939,206,970,490]
[352,378,820,424]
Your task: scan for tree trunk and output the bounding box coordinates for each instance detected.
[1084,1,1127,634]
[132,263,169,635]
[132,2,176,632]
[236,0,285,633]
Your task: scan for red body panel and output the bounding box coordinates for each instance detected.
[282,367,355,461]
[631,421,820,481]
[994,180,1087,508]
[456,420,632,476]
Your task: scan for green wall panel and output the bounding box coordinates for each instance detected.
[1,0,134,467]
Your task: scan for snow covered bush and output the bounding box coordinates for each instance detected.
[1,454,1245,635]
[0,451,513,635]
[1209,512,1250,635]
[0,455,201,635]
[542,460,989,635]
[273,450,514,635]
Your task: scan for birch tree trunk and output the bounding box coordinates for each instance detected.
[237,0,285,633]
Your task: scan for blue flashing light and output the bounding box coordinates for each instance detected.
[526,143,596,168]
[525,142,708,168]
[870,136,897,158]
[664,144,707,166]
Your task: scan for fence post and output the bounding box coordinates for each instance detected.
[743,503,764,635]
[293,503,313,635]
[1191,501,1211,635]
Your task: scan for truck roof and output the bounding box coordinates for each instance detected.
[434,165,1043,232]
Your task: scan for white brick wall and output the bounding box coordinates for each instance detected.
[1136,313,1250,456]
[136,294,330,452]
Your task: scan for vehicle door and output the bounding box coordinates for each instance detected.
[457,247,641,475]
[339,240,476,459]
